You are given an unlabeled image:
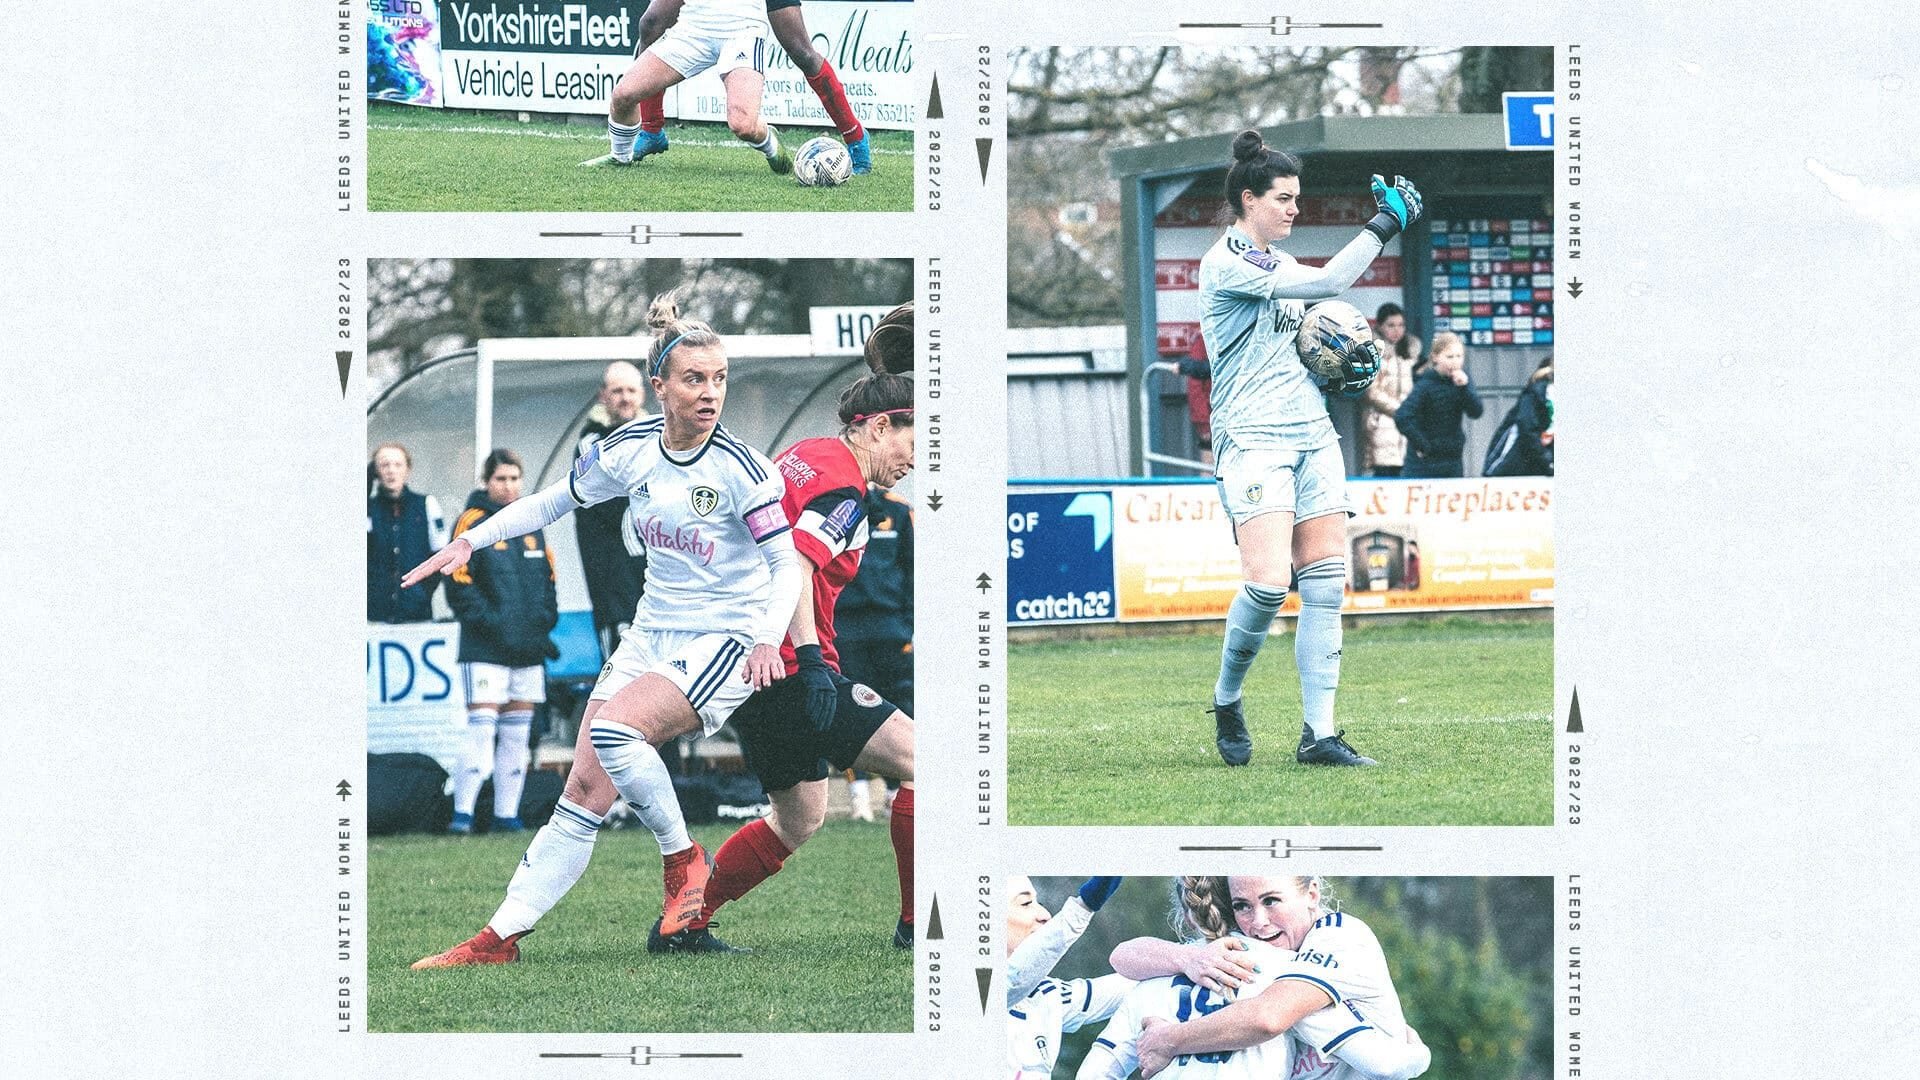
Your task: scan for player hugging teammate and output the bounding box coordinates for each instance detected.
[585,0,874,175]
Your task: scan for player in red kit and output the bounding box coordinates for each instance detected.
[651,373,917,953]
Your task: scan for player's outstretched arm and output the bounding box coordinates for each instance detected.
[401,536,472,589]
[403,481,580,590]
[1108,936,1257,995]
[1135,979,1335,1076]
[1255,174,1423,303]
[1005,880,1123,1003]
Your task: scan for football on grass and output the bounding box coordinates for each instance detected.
[794,137,853,187]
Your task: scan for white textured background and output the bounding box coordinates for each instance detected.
[2,2,1917,1077]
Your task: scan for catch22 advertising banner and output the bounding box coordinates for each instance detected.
[375,0,916,130]
[1009,478,1554,626]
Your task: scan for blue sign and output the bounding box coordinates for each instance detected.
[1502,92,1554,150]
[1008,490,1117,625]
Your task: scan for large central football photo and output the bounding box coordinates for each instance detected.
[1005,47,1557,826]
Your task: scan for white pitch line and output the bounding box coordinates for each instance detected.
[369,122,914,155]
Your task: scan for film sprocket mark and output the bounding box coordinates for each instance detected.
[540,1046,743,1066]
[1177,16,1384,35]
[1178,839,1384,859]
[539,226,744,245]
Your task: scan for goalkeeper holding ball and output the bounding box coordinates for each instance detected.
[1198,130,1422,769]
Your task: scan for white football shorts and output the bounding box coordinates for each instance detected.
[589,627,755,736]
[1214,440,1353,528]
[461,662,547,707]
[645,25,769,81]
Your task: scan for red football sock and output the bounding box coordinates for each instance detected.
[639,94,666,134]
[697,819,790,924]
[889,786,915,925]
[805,61,866,143]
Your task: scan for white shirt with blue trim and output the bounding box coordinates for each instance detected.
[569,419,788,637]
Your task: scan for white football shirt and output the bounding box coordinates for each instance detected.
[568,419,788,637]
[1285,912,1411,1080]
[1077,935,1417,1080]
[1199,224,1333,453]
[1009,974,1133,1080]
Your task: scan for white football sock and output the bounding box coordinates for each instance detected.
[1295,556,1347,740]
[609,120,640,162]
[490,797,603,936]
[492,708,533,818]
[453,709,497,816]
[590,720,692,855]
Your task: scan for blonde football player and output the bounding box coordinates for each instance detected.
[1117,876,1426,1080]
[408,291,806,965]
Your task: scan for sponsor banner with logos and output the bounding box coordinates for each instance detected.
[417,0,915,129]
[1010,478,1553,624]
[370,0,446,106]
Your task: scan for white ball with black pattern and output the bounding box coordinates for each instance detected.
[793,136,853,187]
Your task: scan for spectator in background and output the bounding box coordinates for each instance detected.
[1174,337,1215,469]
[574,361,652,658]
[1485,355,1555,477]
[1361,302,1422,477]
[447,449,560,834]
[834,483,915,821]
[368,442,448,622]
[1394,331,1484,479]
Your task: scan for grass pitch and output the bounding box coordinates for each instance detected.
[369,104,913,212]
[1009,616,1553,827]
[370,819,911,1032]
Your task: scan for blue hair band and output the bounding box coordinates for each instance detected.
[651,332,689,377]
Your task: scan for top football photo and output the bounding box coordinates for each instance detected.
[368,0,915,210]
[1006,47,1557,826]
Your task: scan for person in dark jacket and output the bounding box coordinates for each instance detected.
[834,484,915,819]
[573,361,651,658]
[1394,332,1484,479]
[1484,355,1555,477]
[367,442,448,622]
[446,449,560,834]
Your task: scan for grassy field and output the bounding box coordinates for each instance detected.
[369,104,913,212]
[370,819,910,1032]
[1009,616,1553,827]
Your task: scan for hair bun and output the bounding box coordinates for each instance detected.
[1231,129,1266,162]
[645,290,683,333]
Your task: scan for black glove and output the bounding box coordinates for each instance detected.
[1320,338,1382,398]
[1176,357,1211,379]
[794,644,838,733]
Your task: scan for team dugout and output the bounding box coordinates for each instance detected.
[1106,114,1554,479]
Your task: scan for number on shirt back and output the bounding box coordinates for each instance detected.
[1172,976,1233,1066]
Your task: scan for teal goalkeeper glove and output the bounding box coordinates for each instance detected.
[1365,174,1423,241]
